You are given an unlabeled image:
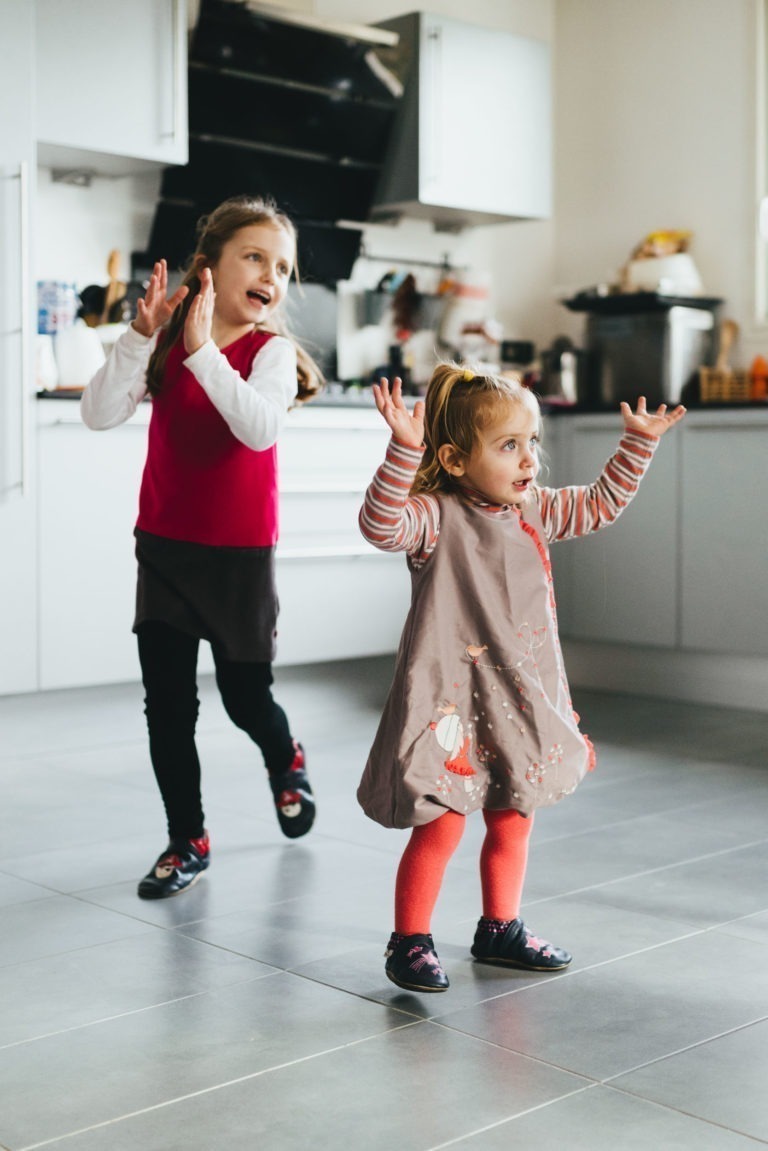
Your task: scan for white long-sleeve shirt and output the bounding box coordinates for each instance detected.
[80,324,297,451]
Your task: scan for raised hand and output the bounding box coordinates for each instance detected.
[183,266,215,355]
[372,377,425,449]
[620,396,686,437]
[133,259,188,338]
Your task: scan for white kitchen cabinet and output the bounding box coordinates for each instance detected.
[0,2,38,695]
[35,0,188,174]
[37,401,409,690]
[548,409,768,711]
[276,406,410,665]
[549,416,678,648]
[38,405,151,689]
[680,418,768,656]
[373,12,551,228]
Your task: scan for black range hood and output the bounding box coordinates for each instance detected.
[135,0,402,286]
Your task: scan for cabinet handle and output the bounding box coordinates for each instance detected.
[1,162,30,498]
[19,160,29,498]
[424,24,443,188]
[161,0,184,146]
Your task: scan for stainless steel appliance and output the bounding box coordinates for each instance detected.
[564,292,721,407]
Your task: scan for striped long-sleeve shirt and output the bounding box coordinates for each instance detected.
[359,428,659,565]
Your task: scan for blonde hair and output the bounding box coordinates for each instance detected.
[146,195,323,402]
[412,362,542,495]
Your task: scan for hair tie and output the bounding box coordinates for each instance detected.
[462,369,474,382]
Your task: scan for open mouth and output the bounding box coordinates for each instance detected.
[513,478,532,490]
[247,289,271,306]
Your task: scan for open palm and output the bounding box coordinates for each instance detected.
[373,377,425,448]
[620,396,686,437]
[134,259,189,338]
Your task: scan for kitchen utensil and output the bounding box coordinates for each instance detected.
[698,318,750,402]
[101,249,126,324]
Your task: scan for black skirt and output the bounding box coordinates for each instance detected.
[133,529,279,662]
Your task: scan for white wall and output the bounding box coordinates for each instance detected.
[36,166,161,287]
[552,0,763,363]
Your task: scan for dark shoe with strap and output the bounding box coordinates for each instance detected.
[269,741,315,839]
[137,832,210,900]
[385,932,450,993]
[471,917,572,970]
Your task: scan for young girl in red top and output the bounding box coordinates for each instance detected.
[358,368,685,992]
[82,196,322,899]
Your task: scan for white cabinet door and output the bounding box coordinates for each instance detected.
[680,422,768,656]
[0,2,38,696]
[275,553,409,665]
[36,0,187,172]
[550,420,678,648]
[274,409,409,666]
[420,16,551,220]
[38,414,146,689]
[37,404,408,688]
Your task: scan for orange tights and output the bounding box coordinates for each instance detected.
[394,808,534,935]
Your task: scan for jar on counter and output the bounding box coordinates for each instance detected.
[37,281,77,335]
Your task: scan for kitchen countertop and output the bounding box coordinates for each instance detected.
[36,388,768,416]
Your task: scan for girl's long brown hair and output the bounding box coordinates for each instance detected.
[145,195,323,401]
[412,363,542,494]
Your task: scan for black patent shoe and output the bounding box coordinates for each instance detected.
[471,918,572,970]
[385,933,450,993]
[137,833,210,900]
[269,741,315,839]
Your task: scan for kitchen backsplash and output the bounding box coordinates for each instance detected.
[36,167,161,288]
[36,169,504,388]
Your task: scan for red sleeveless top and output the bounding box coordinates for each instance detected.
[136,330,279,547]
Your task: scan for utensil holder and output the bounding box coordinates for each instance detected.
[698,367,751,403]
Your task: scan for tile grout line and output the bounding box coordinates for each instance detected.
[17,1021,426,1151]
[423,1082,601,1150]
[600,1084,768,1147]
[0,968,287,1054]
[598,1013,768,1090]
[520,833,768,909]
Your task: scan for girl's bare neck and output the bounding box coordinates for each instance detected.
[211,318,256,348]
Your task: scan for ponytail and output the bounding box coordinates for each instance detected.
[412,363,539,495]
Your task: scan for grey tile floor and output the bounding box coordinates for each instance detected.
[1,655,768,1150]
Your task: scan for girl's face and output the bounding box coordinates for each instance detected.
[444,398,541,506]
[208,222,295,335]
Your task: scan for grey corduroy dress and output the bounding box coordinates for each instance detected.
[357,492,593,829]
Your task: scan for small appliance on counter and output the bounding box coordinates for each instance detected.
[562,290,722,408]
[539,336,591,405]
[53,321,105,389]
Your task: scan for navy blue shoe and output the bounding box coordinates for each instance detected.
[471,918,572,970]
[269,741,315,839]
[385,933,450,993]
[137,833,210,900]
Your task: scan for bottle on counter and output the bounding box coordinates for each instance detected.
[749,355,768,401]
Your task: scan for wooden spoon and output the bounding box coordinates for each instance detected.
[715,318,739,372]
[101,249,126,324]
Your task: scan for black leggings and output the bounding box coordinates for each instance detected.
[136,621,294,841]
